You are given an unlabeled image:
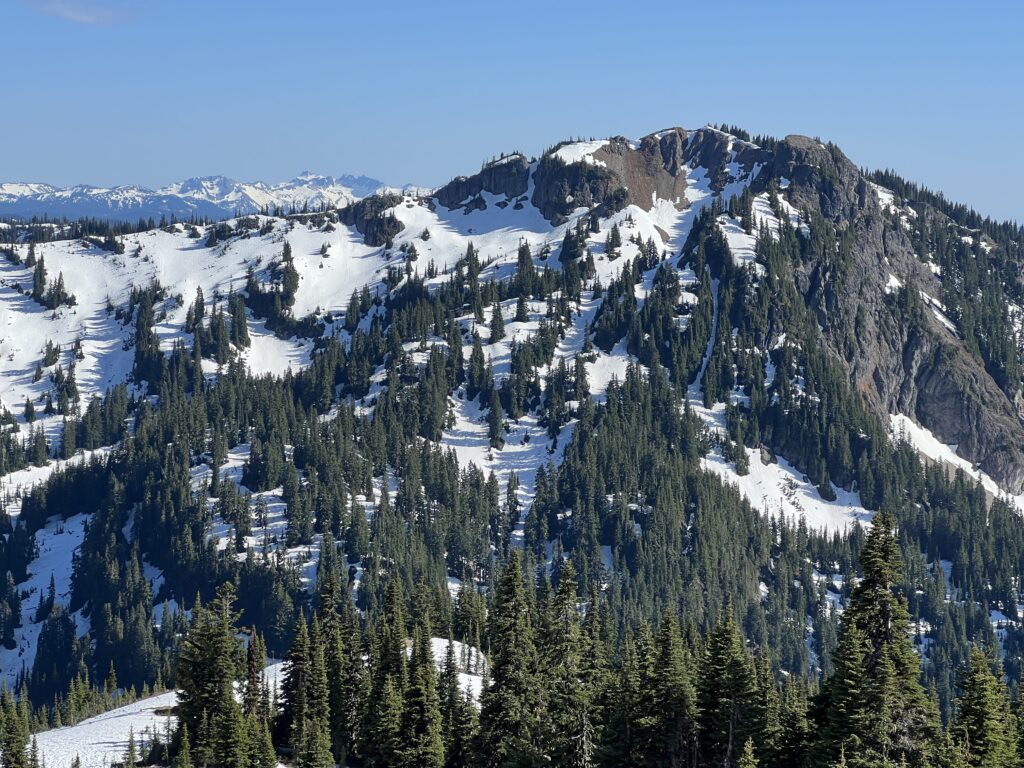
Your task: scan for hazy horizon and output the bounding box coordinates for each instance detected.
[2,0,1022,223]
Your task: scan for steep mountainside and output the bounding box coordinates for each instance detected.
[4,124,1024,766]
[766,136,1024,493]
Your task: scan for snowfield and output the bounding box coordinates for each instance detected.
[890,413,1024,513]
[37,686,179,768]
[703,447,872,532]
[0,513,89,687]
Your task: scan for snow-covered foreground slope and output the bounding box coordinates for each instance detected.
[34,662,285,768]
[35,638,484,768]
[37,687,179,768]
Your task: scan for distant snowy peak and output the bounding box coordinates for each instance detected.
[0,182,59,198]
[0,171,386,222]
[288,172,384,198]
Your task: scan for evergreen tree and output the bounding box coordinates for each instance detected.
[955,645,1019,767]
[125,728,138,768]
[251,717,277,768]
[175,584,245,764]
[476,552,539,767]
[173,724,192,768]
[0,687,28,768]
[600,629,644,767]
[647,612,698,768]
[488,388,504,450]
[401,623,445,768]
[296,615,333,768]
[280,612,310,751]
[491,301,505,343]
[542,561,593,768]
[815,510,940,767]
[738,737,758,768]
[699,606,759,768]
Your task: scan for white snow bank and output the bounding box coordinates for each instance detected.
[36,662,286,768]
[702,449,871,533]
[891,414,1024,513]
[552,140,608,167]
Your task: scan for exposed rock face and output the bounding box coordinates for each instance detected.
[434,127,771,225]
[773,135,1024,493]
[684,128,769,194]
[434,154,531,211]
[590,130,691,208]
[530,129,727,224]
[530,149,623,224]
[770,136,866,222]
[338,193,404,246]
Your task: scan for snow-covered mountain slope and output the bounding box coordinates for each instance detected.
[34,662,289,768]
[0,127,875,524]
[14,124,1024,697]
[35,637,485,768]
[0,172,383,222]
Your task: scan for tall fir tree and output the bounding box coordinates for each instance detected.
[541,561,593,768]
[476,552,539,768]
[698,605,759,768]
[955,645,1019,767]
[401,622,446,768]
[647,611,699,768]
[815,510,940,767]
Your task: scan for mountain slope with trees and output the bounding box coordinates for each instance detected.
[0,124,1022,767]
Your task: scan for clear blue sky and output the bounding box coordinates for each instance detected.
[2,0,1021,222]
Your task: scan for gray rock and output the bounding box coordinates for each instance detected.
[338,193,404,247]
[434,154,531,211]
[777,136,1024,493]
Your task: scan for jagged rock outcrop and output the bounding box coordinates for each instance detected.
[529,148,623,224]
[775,135,1024,493]
[531,129,707,224]
[684,128,769,194]
[338,193,404,246]
[434,154,531,210]
[588,130,693,208]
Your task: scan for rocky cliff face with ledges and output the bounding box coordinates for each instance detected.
[771,135,1024,493]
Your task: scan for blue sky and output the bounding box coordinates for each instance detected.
[2,0,1021,222]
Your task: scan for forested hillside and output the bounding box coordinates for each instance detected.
[1,125,1023,767]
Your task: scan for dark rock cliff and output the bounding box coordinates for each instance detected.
[434,154,531,211]
[338,193,405,247]
[772,135,1024,492]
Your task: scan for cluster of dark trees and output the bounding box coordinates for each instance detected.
[154,512,1020,768]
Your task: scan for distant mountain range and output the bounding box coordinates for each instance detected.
[0,172,385,222]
